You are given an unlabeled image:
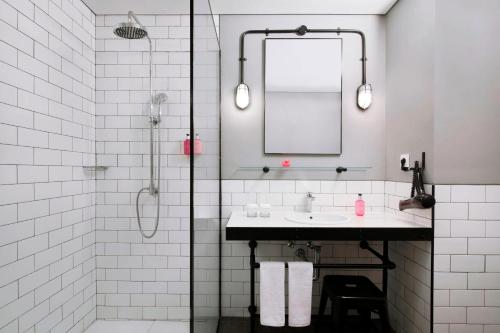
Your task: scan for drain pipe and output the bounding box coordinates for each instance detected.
[307,242,322,281]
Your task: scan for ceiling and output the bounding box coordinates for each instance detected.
[210,0,399,15]
[81,0,190,15]
[82,0,398,15]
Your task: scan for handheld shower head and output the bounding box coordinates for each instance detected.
[113,11,148,40]
[150,93,168,125]
[154,93,168,105]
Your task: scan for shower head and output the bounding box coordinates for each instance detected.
[113,11,148,39]
[114,22,147,39]
[154,93,168,105]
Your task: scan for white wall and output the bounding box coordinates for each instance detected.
[433,185,500,332]
[385,0,435,183]
[220,15,387,180]
[433,0,500,185]
[0,0,97,332]
[95,14,191,321]
[386,0,500,185]
[386,2,500,329]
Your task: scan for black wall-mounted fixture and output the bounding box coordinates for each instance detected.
[261,166,350,174]
[336,167,348,174]
[399,152,435,211]
[235,25,372,111]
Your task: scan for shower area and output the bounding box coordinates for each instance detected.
[0,0,220,330]
[93,0,220,332]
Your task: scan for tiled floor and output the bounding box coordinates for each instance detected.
[85,320,190,333]
[217,317,387,333]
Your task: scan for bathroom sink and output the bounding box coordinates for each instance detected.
[285,212,350,226]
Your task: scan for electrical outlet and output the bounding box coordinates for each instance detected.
[400,154,410,169]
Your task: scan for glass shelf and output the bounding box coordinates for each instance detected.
[235,166,372,174]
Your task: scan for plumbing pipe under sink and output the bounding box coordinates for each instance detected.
[293,242,321,281]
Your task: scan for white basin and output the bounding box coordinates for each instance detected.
[285,212,350,225]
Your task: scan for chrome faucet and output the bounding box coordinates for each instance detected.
[305,192,315,213]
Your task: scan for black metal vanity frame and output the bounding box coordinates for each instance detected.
[226,225,433,333]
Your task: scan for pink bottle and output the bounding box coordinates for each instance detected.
[355,193,365,216]
[194,133,203,155]
[183,134,190,155]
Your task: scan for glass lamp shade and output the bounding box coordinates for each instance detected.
[357,83,373,110]
[235,83,250,110]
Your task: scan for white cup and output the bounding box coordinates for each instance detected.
[246,203,258,217]
[259,204,271,217]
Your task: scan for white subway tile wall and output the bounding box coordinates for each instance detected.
[1,2,499,332]
[95,14,192,321]
[385,182,433,333]
[0,0,96,332]
[434,185,500,333]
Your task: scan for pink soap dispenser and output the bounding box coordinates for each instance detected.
[355,193,365,216]
[183,134,190,155]
[194,133,203,155]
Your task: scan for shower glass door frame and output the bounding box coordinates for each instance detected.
[190,0,222,332]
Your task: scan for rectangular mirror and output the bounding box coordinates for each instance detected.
[264,38,343,154]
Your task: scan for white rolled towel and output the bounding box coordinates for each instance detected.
[259,261,285,327]
[288,261,313,327]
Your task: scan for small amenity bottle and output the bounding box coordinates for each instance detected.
[183,134,190,155]
[355,193,365,216]
[194,133,203,155]
[281,159,291,168]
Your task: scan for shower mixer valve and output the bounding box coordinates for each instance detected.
[150,115,161,125]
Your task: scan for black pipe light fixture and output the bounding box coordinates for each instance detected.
[235,25,373,111]
[235,82,250,109]
[357,83,373,110]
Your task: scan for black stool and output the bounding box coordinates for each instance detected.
[316,275,390,333]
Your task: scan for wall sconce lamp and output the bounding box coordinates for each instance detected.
[235,82,250,110]
[235,25,372,111]
[357,83,372,110]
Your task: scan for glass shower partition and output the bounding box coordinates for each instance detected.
[191,0,221,332]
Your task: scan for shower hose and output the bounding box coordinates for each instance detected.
[135,118,161,239]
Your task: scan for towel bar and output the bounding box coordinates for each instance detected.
[253,262,396,270]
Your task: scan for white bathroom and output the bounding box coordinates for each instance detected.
[0,0,499,332]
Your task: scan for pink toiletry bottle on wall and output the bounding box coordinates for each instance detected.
[183,134,190,155]
[355,193,365,216]
[194,133,203,155]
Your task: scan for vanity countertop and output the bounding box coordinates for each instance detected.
[226,211,433,241]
